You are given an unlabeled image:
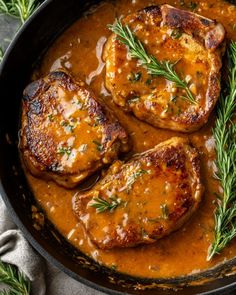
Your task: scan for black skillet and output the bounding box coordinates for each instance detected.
[1,0,236,294]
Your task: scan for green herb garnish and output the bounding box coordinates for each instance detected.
[57,146,72,157]
[171,29,182,39]
[89,196,122,213]
[0,0,40,24]
[207,42,236,261]
[0,260,31,295]
[179,0,197,10]
[108,19,196,104]
[61,120,75,132]
[160,204,169,220]
[48,114,54,122]
[126,169,148,190]
[111,264,117,271]
[146,78,152,85]
[93,140,103,152]
[170,95,177,104]
[189,1,197,10]
[128,96,140,104]
[128,71,142,82]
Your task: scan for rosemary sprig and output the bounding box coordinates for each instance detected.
[0,0,40,24]
[89,196,122,213]
[0,260,31,295]
[126,168,148,190]
[207,41,236,261]
[108,19,196,104]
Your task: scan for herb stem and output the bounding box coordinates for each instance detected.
[207,41,236,261]
[0,260,31,295]
[108,19,196,104]
[89,196,122,213]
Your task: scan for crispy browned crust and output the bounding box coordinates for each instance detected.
[160,5,225,51]
[73,137,204,250]
[104,5,226,133]
[20,71,129,188]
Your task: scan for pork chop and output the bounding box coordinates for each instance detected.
[103,5,226,132]
[20,71,129,188]
[73,137,203,249]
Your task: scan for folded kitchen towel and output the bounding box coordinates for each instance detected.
[0,196,104,295]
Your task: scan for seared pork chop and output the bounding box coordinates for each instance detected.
[21,71,129,188]
[73,137,203,249]
[104,5,225,132]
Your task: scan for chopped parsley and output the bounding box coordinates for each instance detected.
[57,146,72,157]
[128,96,140,104]
[171,29,183,39]
[128,71,142,82]
[60,120,76,133]
[146,78,152,85]
[93,140,104,152]
[48,114,54,122]
[170,95,177,104]
[179,0,197,11]
[160,204,169,220]
[189,1,197,10]
[111,264,117,271]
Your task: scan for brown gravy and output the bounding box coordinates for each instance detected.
[26,0,236,279]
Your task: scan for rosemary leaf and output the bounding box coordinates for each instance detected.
[108,19,196,104]
[89,196,122,213]
[207,41,236,260]
[0,260,30,295]
[126,168,148,190]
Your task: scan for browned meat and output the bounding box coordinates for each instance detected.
[73,137,203,250]
[103,5,226,132]
[20,71,129,188]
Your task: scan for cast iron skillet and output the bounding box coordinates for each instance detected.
[1,0,236,294]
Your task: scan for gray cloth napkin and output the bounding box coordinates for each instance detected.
[0,196,104,295]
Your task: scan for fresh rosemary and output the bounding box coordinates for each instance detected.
[108,19,196,104]
[0,260,30,295]
[57,146,72,157]
[89,196,122,213]
[126,169,148,190]
[207,41,236,261]
[0,0,40,24]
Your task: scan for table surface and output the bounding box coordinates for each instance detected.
[0,9,235,295]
